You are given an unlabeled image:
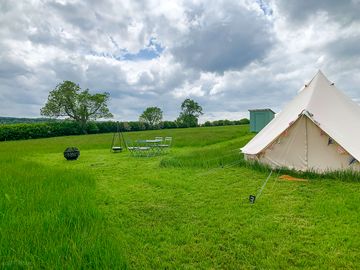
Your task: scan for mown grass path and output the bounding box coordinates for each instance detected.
[1,126,360,269]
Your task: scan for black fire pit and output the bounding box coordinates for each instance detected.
[64,147,80,160]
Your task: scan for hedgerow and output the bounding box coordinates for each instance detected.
[0,119,249,141]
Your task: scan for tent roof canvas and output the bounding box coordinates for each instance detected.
[241,70,360,162]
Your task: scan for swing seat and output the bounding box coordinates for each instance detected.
[112,146,123,152]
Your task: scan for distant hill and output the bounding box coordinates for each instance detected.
[0,117,57,124]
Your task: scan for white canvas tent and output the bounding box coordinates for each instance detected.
[241,70,360,172]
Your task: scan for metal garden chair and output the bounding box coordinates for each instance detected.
[158,137,172,153]
[125,140,139,156]
[136,140,152,157]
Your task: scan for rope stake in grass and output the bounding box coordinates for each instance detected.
[249,195,256,204]
[250,170,273,204]
[256,170,273,198]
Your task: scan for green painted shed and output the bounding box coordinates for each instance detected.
[249,109,275,132]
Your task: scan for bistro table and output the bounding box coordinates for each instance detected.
[136,139,162,145]
[135,139,163,156]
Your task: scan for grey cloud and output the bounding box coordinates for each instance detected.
[0,56,30,78]
[209,76,291,114]
[47,1,98,32]
[172,1,274,73]
[0,74,48,117]
[326,35,360,59]
[43,58,85,85]
[273,0,360,25]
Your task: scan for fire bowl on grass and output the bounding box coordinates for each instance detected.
[64,147,80,160]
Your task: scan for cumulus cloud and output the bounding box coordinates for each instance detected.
[0,0,360,121]
[272,0,360,26]
[171,0,274,73]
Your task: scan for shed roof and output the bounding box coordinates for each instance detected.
[249,108,275,114]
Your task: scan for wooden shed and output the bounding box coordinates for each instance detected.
[249,109,275,132]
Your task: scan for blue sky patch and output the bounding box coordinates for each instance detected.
[122,38,164,61]
[256,0,273,16]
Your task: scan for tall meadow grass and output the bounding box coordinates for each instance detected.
[0,153,126,268]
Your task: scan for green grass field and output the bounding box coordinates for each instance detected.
[1,125,360,269]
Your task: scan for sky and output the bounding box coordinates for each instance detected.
[1,0,360,122]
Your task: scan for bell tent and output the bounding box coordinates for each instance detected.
[241,70,360,172]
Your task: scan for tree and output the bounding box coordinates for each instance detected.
[177,98,203,127]
[139,107,163,128]
[40,81,113,133]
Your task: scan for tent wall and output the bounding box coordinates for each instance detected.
[258,116,307,171]
[245,116,360,172]
[307,117,360,171]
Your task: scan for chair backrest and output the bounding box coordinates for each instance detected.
[155,136,163,141]
[164,137,172,146]
[136,140,147,147]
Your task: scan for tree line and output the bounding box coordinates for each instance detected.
[0,117,58,124]
[138,98,203,129]
[0,118,249,141]
[0,80,249,141]
[41,81,206,133]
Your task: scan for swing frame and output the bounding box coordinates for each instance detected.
[110,122,125,153]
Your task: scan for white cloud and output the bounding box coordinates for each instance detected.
[173,84,205,98]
